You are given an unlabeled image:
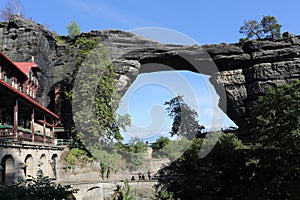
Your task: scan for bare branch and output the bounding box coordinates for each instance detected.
[0,0,25,21]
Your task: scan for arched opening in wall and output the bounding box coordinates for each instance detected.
[24,154,34,179]
[117,66,237,143]
[39,154,47,176]
[51,154,58,180]
[0,154,15,185]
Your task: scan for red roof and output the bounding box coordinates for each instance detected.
[0,51,57,119]
[0,51,40,76]
[0,79,59,119]
[14,61,39,75]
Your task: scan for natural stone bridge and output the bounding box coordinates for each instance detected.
[1,16,300,133]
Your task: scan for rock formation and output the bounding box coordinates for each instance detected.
[0,15,299,133]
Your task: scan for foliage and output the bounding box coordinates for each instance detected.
[164,95,202,140]
[92,144,124,179]
[260,16,282,39]
[239,20,262,40]
[125,137,148,153]
[117,138,148,171]
[152,137,190,160]
[151,136,171,158]
[155,81,300,199]
[66,147,91,169]
[247,80,300,199]
[0,0,25,21]
[112,179,134,200]
[152,190,177,200]
[0,169,77,200]
[53,33,67,44]
[74,37,101,70]
[90,138,148,175]
[239,15,281,40]
[66,20,80,38]
[251,80,300,148]
[155,134,247,200]
[68,38,130,150]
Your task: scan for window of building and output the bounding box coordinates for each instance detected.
[0,66,2,80]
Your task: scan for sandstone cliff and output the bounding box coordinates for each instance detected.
[0,15,299,133]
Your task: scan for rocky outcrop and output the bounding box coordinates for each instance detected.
[0,16,299,133]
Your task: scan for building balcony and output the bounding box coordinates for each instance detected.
[0,125,54,144]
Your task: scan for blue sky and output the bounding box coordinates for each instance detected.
[18,0,300,44]
[6,0,300,142]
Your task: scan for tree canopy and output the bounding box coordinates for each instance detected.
[154,80,300,199]
[66,20,81,38]
[71,40,130,147]
[239,15,281,40]
[164,95,203,140]
[250,80,300,148]
[0,169,77,200]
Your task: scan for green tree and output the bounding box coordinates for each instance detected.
[247,80,300,199]
[239,15,281,40]
[154,81,300,199]
[239,20,262,40]
[0,169,77,200]
[261,15,282,39]
[155,134,246,200]
[70,39,130,149]
[151,137,191,160]
[117,138,148,171]
[151,136,171,158]
[112,179,134,200]
[92,143,124,179]
[164,95,202,140]
[251,80,300,148]
[66,20,80,38]
[153,190,177,200]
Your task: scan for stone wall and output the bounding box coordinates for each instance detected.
[0,141,65,184]
[69,181,156,200]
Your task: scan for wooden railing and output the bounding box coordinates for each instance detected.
[0,126,54,144]
[18,131,32,141]
[0,127,14,139]
[55,139,73,146]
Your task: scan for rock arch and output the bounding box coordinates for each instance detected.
[0,16,299,133]
[102,33,300,132]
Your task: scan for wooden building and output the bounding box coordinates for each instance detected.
[0,51,59,144]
